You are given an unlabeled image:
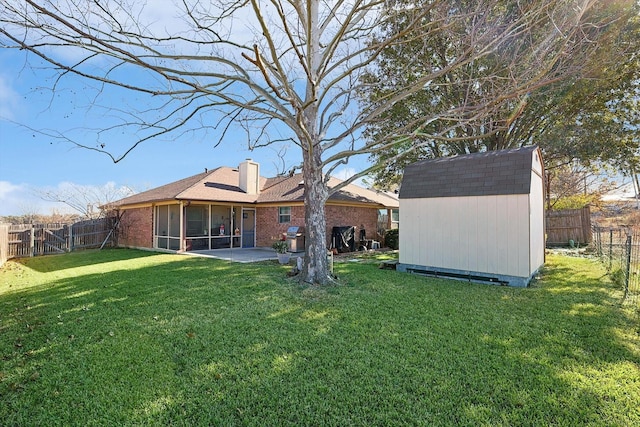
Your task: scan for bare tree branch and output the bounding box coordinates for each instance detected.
[1,0,628,283]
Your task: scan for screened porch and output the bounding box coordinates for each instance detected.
[154,203,255,251]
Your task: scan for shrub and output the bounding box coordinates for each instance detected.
[549,195,596,211]
[610,268,626,288]
[384,228,399,249]
[272,240,289,253]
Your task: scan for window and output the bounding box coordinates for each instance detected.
[378,208,399,232]
[278,206,291,223]
[391,209,399,229]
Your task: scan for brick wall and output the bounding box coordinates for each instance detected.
[325,205,379,248]
[256,206,305,246]
[118,207,153,248]
[255,204,379,248]
[117,204,381,250]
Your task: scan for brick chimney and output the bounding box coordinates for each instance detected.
[239,159,260,195]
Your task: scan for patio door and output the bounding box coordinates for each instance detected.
[242,209,255,248]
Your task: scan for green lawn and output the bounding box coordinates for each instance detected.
[1,249,639,426]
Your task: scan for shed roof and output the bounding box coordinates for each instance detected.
[113,167,399,208]
[399,146,540,199]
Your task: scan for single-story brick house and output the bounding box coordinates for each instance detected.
[112,159,399,252]
[397,146,545,287]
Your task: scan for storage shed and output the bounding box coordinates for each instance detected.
[397,146,545,287]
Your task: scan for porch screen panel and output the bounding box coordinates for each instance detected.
[168,204,181,250]
[156,206,168,236]
[156,205,169,249]
[185,205,209,251]
[232,207,241,247]
[186,206,207,237]
[210,206,230,236]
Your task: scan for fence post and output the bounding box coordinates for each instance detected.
[0,224,8,268]
[597,227,602,257]
[68,224,73,252]
[625,233,632,298]
[30,225,35,257]
[608,229,613,271]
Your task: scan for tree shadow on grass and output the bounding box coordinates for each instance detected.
[1,252,638,425]
[0,251,290,424]
[300,258,640,425]
[10,248,160,273]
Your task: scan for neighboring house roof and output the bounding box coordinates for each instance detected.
[399,146,540,199]
[113,167,399,208]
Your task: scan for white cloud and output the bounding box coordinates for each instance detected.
[35,181,136,215]
[333,167,357,181]
[0,181,48,217]
[332,167,368,188]
[0,180,21,199]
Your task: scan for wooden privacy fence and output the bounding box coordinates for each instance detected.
[2,218,116,259]
[546,206,592,246]
[0,224,9,267]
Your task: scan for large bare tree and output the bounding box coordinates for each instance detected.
[34,182,136,219]
[0,0,625,283]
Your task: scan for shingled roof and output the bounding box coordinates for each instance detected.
[112,167,264,206]
[399,146,540,199]
[258,175,398,207]
[113,167,398,208]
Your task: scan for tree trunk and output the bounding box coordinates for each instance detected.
[299,0,330,285]
[301,148,330,284]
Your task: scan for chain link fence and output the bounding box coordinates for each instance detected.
[592,225,639,305]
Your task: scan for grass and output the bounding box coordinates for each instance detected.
[1,249,639,426]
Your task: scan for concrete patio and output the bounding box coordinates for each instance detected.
[184,247,304,263]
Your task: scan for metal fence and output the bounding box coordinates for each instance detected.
[592,225,639,304]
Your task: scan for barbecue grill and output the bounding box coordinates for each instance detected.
[286,226,305,252]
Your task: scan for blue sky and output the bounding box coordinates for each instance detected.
[0,47,364,217]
